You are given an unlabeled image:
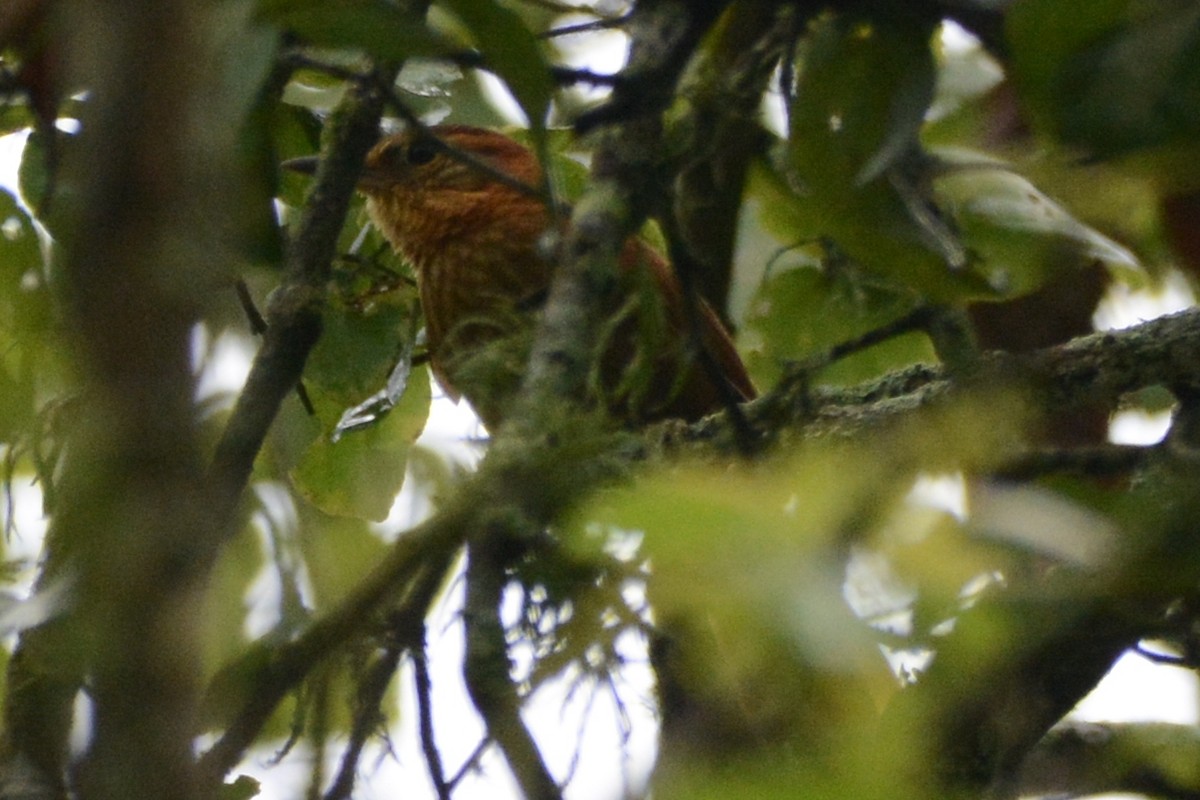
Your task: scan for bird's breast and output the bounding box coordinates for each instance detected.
[367,189,554,363]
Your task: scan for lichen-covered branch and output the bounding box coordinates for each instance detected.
[676,307,1200,449]
[463,535,561,800]
[1019,721,1200,799]
[509,0,733,428]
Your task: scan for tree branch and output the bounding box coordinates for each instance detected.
[674,307,1200,448]
[207,59,400,541]
[411,626,452,800]
[463,535,561,800]
[1019,721,1200,800]
[510,0,733,432]
[573,0,734,133]
[321,641,402,800]
[197,515,460,785]
[197,295,1200,789]
[2,1,227,797]
[863,312,1200,796]
[666,2,797,318]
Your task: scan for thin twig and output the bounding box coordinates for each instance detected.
[665,230,760,455]
[540,14,632,39]
[323,644,404,800]
[234,279,268,335]
[235,279,315,414]
[817,304,936,371]
[284,50,551,204]
[447,738,491,790]
[304,673,330,800]
[561,676,602,787]
[767,304,937,408]
[1134,643,1192,667]
[549,66,623,86]
[515,0,600,14]
[2,446,16,538]
[197,509,461,786]
[993,444,1152,482]
[411,633,451,800]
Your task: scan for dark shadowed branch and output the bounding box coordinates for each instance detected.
[207,60,401,541]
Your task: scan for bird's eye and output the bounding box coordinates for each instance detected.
[405,140,437,166]
[376,142,406,168]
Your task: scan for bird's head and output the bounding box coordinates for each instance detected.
[284,125,548,264]
[361,125,542,197]
[282,125,542,199]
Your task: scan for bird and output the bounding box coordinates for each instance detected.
[287,124,755,429]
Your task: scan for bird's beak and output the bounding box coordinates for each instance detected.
[280,155,320,176]
[281,155,388,193]
[355,166,391,193]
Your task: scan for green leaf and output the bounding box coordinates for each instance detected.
[0,189,40,283]
[200,522,265,679]
[229,136,285,268]
[789,12,937,190]
[17,128,79,235]
[1006,0,1129,113]
[745,158,994,303]
[203,0,288,265]
[290,367,430,521]
[1058,5,1200,154]
[257,0,455,60]
[582,450,902,683]
[290,285,429,521]
[16,131,49,215]
[927,30,1004,124]
[211,0,281,124]
[233,99,322,264]
[219,776,261,800]
[305,282,421,398]
[297,512,389,606]
[581,393,1027,666]
[271,104,324,208]
[771,14,1018,303]
[1009,0,1200,158]
[743,265,936,388]
[933,156,1144,294]
[435,0,554,136]
[0,104,35,138]
[0,189,47,438]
